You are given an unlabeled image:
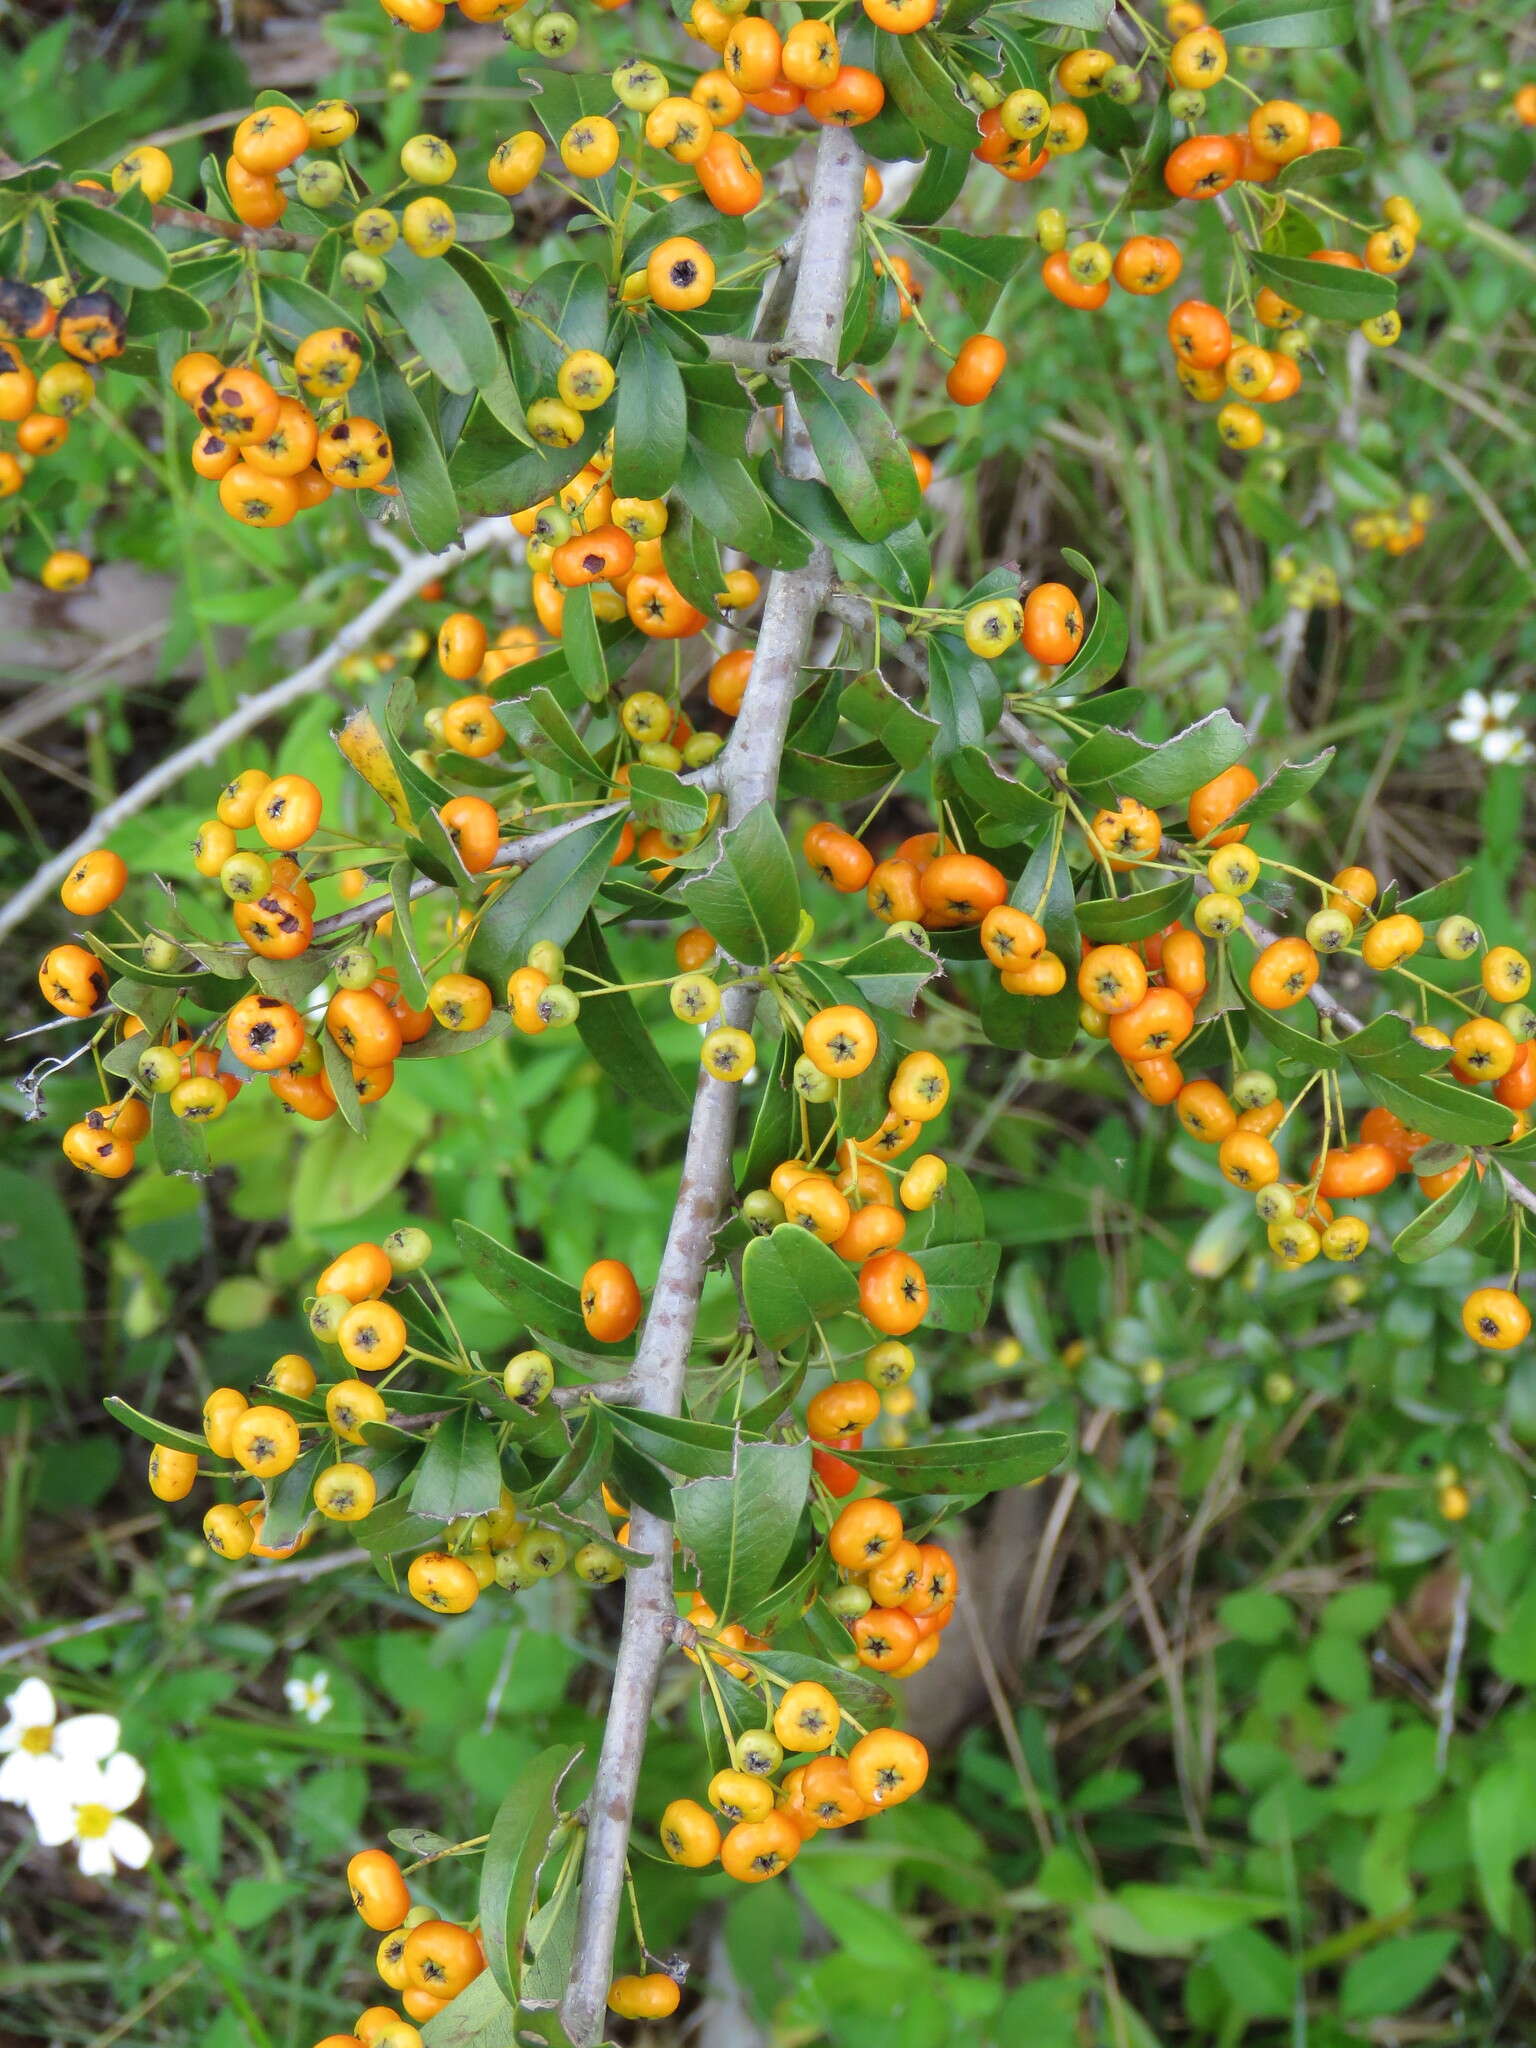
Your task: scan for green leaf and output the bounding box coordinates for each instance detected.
[478,1746,583,2006]
[382,247,507,401]
[1469,1758,1536,1936]
[104,1395,210,1461]
[1054,548,1129,696]
[1339,1930,1457,2019]
[840,1428,1068,1498]
[894,146,972,227]
[912,1240,1000,1331]
[1068,710,1247,806]
[896,225,1029,327]
[1214,0,1354,44]
[42,109,150,175]
[151,1088,210,1178]
[258,276,368,354]
[455,1221,600,1351]
[320,1029,367,1136]
[128,284,210,335]
[927,632,1002,760]
[1078,880,1194,943]
[612,321,688,499]
[260,1442,324,1551]
[606,1408,739,1480]
[722,1649,894,1730]
[678,802,800,965]
[1113,1886,1287,1946]
[411,1407,504,1523]
[521,1405,613,1512]
[839,667,939,772]
[1248,250,1396,325]
[1013,0,1111,21]
[740,1225,860,1352]
[672,1439,811,1618]
[1273,143,1365,188]
[372,357,460,554]
[54,197,167,289]
[660,498,727,624]
[1216,750,1333,834]
[762,463,929,605]
[839,932,943,1015]
[626,766,709,840]
[1350,1062,1514,1146]
[788,360,919,544]
[1218,1589,1293,1643]
[467,812,626,982]
[500,686,606,782]
[677,440,777,560]
[981,825,1079,1059]
[1391,1158,1484,1263]
[565,914,689,1111]
[1238,981,1342,1071]
[876,31,980,150]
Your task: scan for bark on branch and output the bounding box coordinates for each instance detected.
[558,125,867,2047]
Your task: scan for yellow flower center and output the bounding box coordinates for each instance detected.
[75,1803,113,1839]
[20,1725,53,1754]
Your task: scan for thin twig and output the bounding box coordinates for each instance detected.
[559,124,867,2048]
[0,518,509,942]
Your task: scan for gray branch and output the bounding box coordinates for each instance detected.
[558,123,866,2047]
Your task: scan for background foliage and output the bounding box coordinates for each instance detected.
[2,0,1535,2042]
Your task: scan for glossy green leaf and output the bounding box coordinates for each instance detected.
[1054,548,1129,696]
[501,686,605,783]
[672,1439,811,1618]
[467,811,626,981]
[382,247,508,403]
[841,1428,1068,1497]
[1214,749,1334,835]
[1248,250,1396,325]
[660,499,727,623]
[894,145,972,227]
[927,632,1003,760]
[521,1405,613,1511]
[1214,0,1354,44]
[258,276,368,354]
[762,463,930,604]
[1353,1064,1515,1146]
[679,802,800,964]
[1391,1158,1484,1264]
[740,1225,860,1351]
[1078,879,1194,942]
[1339,1931,1457,2020]
[912,1240,1000,1330]
[478,1745,583,2006]
[894,225,1029,327]
[104,1395,211,1460]
[411,1407,504,1523]
[1238,981,1343,1070]
[1069,710,1248,806]
[838,668,939,771]
[626,766,709,840]
[565,914,688,1111]
[372,357,461,555]
[876,32,980,150]
[55,196,167,289]
[788,360,920,543]
[606,1408,740,1480]
[455,1221,601,1351]
[612,321,688,499]
[151,1088,210,1178]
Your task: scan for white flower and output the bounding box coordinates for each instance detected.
[31,1750,151,1879]
[284,1669,333,1724]
[1448,688,1530,762]
[0,1679,122,1813]
[1480,728,1533,765]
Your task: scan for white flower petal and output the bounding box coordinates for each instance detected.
[106,1816,153,1869]
[76,1834,117,1879]
[1480,729,1523,763]
[1447,719,1483,747]
[282,1679,306,1708]
[99,1751,146,1813]
[54,1715,122,1767]
[1456,689,1490,721]
[2,1678,56,1736]
[30,1788,80,1847]
[1490,691,1520,722]
[0,1749,65,1807]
